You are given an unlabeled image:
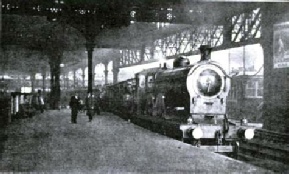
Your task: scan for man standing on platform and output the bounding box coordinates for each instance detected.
[86,92,94,122]
[69,93,80,124]
[37,90,45,113]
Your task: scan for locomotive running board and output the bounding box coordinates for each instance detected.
[199,145,233,153]
[228,119,263,128]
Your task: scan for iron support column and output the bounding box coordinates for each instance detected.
[66,76,69,90]
[112,68,119,84]
[31,73,35,93]
[104,70,108,84]
[113,56,120,84]
[103,61,109,85]
[104,69,108,85]
[42,72,46,95]
[86,43,94,93]
[81,67,85,87]
[92,64,95,86]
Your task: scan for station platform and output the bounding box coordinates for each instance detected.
[0,109,273,173]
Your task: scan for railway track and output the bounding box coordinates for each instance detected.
[239,139,289,162]
[238,129,289,172]
[126,114,289,171]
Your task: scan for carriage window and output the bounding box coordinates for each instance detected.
[147,75,154,88]
[138,75,146,88]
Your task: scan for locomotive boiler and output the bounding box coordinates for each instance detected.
[135,45,229,121]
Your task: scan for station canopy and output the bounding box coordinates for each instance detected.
[1,0,261,75]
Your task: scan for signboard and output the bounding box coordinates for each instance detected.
[273,22,289,68]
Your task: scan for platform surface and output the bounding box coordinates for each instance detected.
[0,109,273,173]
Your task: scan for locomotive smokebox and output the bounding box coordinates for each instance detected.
[199,45,212,61]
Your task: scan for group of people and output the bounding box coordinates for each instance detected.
[69,92,100,124]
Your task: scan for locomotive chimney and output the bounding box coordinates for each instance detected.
[199,45,212,61]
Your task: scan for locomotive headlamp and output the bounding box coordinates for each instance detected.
[192,127,203,139]
[237,128,255,140]
[244,128,255,140]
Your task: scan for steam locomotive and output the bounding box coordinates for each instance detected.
[102,45,262,153]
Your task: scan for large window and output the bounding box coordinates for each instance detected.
[245,78,263,98]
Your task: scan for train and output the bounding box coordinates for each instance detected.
[100,45,263,153]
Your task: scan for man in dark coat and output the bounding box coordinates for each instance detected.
[69,95,80,124]
[37,90,45,113]
[85,92,94,122]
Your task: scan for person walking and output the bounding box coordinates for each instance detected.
[37,90,45,113]
[69,95,80,124]
[86,92,94,122]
